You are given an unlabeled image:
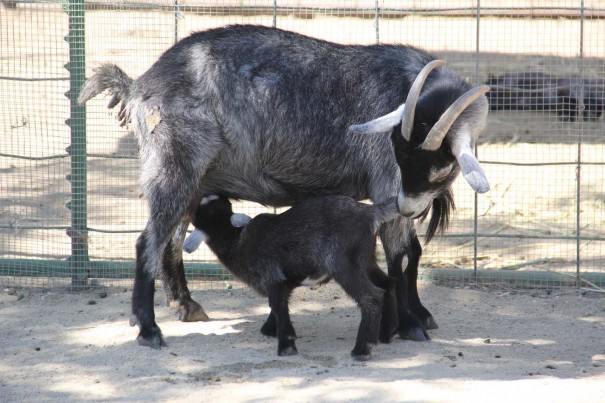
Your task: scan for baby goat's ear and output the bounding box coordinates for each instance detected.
[183,229,207,253]
[230,213,251,228]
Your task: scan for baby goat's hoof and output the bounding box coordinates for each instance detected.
[278,346,298,356]
[260,321,277,337]
[378,332,393,344]
[351,353,371,362]
[351,349,371,361]
[399,326,429,341]
[379,323,397,344]
[424,316,439,330]
[351,344,372,361]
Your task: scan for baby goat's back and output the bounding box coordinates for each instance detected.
[237,195,378,279]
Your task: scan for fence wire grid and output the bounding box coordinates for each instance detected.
[1,0,604,290]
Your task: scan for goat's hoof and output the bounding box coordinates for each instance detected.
[378,332,393,344]
[351,347,371,361]
[260,323,277,337]
[278,346,298,356]
[379,323,397,344]
[175,300,210,322]
[399,326,429,341]
[351,353,371,362]
[136,327,167,349]
[424,316,439,330]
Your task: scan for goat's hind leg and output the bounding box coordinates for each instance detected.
[131,111,222,347]
[366,265,397,344]
[267,285,297,356]
[334,270,383,361]
[131,168,206,347]
[133,214,193,347]
[161,222,209,322]
[260,312,277,337]
[260,310,296,338]
[131,224,169,349]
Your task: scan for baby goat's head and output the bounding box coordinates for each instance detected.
[183,195,251,253]
[350,60,490,241]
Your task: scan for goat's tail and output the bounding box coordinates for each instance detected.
[78,64,134,126]
[372,197,400,229]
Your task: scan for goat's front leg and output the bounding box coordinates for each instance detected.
[380,218,431,341]
[161,222,209,322]
[406,235,438,330]
[267,285,297,356]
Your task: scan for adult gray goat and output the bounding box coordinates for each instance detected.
[78,24,490,349]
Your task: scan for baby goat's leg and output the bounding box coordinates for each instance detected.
[261,310,297,338]
[267,285,297,356]
[367,265,398,344]
[335,270,383,361]
[260,312,277,337]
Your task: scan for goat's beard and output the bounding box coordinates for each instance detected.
[419,187,455,244]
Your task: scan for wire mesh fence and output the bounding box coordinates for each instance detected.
[1,0,604,290]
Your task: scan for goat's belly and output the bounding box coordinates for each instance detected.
[300,274,330,287]
[202,167,368,207]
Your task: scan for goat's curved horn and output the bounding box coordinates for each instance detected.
[422,85,490,151]
[401,60,447,141]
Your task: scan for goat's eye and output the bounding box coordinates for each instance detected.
[429,164,453,182]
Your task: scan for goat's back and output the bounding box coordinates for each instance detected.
[127,25,467,206]
[234,196,377,277]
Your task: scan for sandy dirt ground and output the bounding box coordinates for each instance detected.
[1,281,604,402]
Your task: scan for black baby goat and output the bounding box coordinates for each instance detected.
[183,195,399,361]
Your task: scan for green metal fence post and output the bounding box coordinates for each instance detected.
[64,0,89,288]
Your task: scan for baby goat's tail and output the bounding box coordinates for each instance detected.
[78,63,134,127]
[372,197,400,231]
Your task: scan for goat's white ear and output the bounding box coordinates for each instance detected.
[230,213,251,228]
[453,141,490,194]
[457,152,490,193]
[348,104,406,135]
[183,229,207,253]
